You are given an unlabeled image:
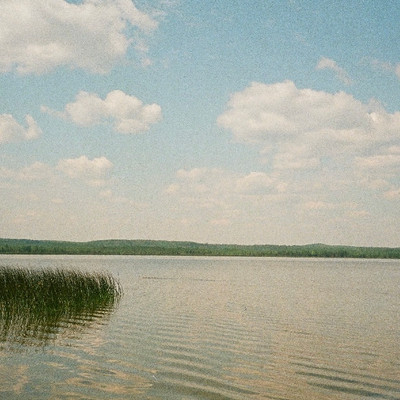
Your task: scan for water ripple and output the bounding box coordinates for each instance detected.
[1,256,399,399]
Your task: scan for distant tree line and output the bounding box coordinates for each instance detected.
[0,238,399,259]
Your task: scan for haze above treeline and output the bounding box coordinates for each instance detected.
[0,238,399,259]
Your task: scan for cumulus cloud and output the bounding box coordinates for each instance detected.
[0,0,157,74]
[217,79,400,219]
[219,81,362,143]
[0,114,42,144]
[57,155,113,186]
[218,81,369,143]
[316,57,352,85]
[43,90,162,134]
[218,80,400,170]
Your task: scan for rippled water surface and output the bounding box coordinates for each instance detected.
[0,255,399,399]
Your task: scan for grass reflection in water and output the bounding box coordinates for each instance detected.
[0,267,122,349]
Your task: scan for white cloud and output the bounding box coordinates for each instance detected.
[218,80,400,171]
[0,0,157,74]
[218,81,367,144]
[57,155,113,186]
[43,90,162,134]
[62,92,108,126]
[0,114,42,144]
[316,57,352,85]
[215,80,400,237]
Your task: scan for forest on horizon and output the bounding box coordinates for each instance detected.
[0,238,399,259]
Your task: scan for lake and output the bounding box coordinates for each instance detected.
[0,255,399,399]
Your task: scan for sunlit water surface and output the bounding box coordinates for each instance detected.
[0,255,399,399]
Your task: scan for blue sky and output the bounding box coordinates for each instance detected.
[1,0,400,246]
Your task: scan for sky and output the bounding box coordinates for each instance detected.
[1,0,400,247]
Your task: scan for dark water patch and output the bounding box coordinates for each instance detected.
[292,361,400,386]
[310,382,398,399]
[151,380,237,400]
[153,373,256,400]
[297,370,400,394]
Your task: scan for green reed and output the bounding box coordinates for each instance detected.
[0,267,122,347]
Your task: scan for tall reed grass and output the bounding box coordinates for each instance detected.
[0,267,122,347]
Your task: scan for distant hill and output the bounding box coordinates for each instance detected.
[0,238,399,259]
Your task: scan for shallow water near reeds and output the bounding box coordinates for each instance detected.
[0,255,399,399]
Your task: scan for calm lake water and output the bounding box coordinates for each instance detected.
[0,255,399,399]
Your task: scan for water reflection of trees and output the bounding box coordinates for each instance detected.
[0,267,122,349]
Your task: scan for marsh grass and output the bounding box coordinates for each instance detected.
[0,267,122,348]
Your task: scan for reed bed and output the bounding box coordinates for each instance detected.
[0,267,122,347]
